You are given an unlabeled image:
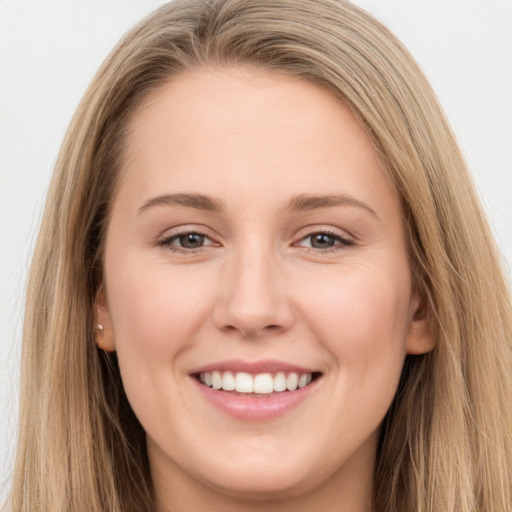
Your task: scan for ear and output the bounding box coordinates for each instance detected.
[95,284,116,352]
[405,290,435,355]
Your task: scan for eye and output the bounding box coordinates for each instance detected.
[175,232,206,249]
[158,230,216,251]
[298,231,353,251]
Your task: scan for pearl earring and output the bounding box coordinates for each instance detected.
[97,324,104,332]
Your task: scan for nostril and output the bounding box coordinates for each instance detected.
[222,323,283,337]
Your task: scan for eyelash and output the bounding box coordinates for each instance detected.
[157,229,214,253]
[297,230,355,253]
[157,229,355,254]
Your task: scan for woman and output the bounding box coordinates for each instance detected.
[6,0,512,510]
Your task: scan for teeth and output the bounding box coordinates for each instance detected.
[235,372,254,393]
[254,373,274,394]
[198,370,316,394]
[273,372,287,392]
[212,371,222,390]
[286,373,298,391]
[222,371,235,391]
[298,374,309,388]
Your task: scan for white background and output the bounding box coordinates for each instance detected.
[1,0,511,499]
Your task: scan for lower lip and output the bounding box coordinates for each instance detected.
[191,377,320,420]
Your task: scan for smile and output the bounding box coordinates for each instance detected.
[190,361,323,420]
[196,370,319,395]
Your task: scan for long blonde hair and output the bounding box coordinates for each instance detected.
[7,1,512,511]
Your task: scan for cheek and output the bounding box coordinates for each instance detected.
[103,253,219,405]
[299,268,410,441]
[103,256,217,425]
[300,264,411,386]
[308,267,409,337]
[106,256,210,346]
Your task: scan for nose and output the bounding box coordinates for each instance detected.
[213,245,294,338]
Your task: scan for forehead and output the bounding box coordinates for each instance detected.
[117,66,399,219]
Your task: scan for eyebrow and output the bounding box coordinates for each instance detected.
[137,192,377,217]
[137,193,223,215]
[287,194,377,217]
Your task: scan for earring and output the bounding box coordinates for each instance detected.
[95,323,114,351]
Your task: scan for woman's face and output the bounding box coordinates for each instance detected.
[97,67,432,508]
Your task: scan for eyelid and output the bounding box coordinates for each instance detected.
[156,225,220,251]
[293,226,355,251]
[154,224,355,254]
[294,225,354,241]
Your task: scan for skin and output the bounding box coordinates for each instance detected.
[96,67,433,512]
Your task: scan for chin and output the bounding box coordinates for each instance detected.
[199,464,315,501]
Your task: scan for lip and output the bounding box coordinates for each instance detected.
[189,358,319,375]
[189,359,322,421]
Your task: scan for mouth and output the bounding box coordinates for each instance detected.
[193,370,322,396]
[189,360,323,419]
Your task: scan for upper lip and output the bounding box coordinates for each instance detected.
[189,359,320,375]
